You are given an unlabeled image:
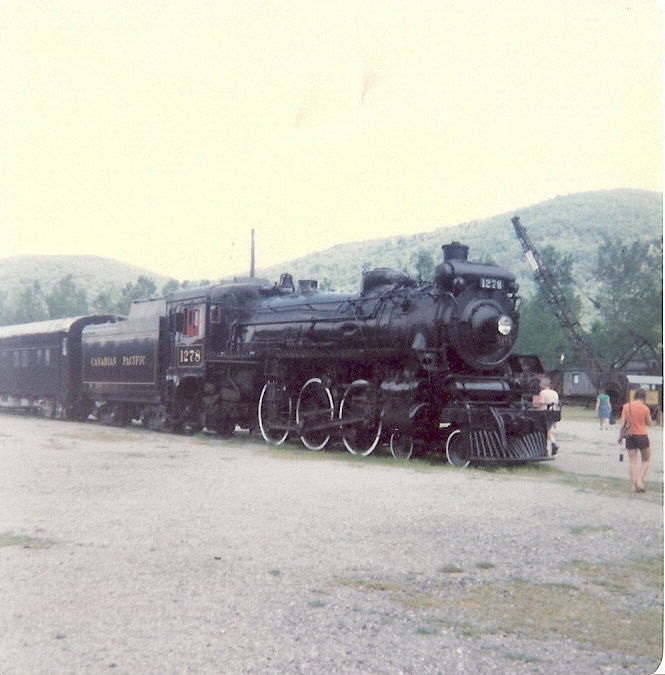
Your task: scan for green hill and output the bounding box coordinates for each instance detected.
[0,188,660,309]
[258,188,662,299]
[0,255,175,300]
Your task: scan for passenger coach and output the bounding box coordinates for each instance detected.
[0,315,122,418]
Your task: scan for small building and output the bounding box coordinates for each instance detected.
[624,374,663,409]
[560,369,596,403]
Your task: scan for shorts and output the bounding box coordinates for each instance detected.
[625,435,649,451]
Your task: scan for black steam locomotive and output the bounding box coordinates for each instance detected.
[0,242,558,465]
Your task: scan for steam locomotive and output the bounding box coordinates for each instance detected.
[0,242,558,465]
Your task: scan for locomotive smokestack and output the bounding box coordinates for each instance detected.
[250,228,256,278]
[442,242,469,262]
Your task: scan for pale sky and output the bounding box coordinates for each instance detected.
[0,0,661,280]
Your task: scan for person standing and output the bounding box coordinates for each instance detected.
[618,390,652,492]
[595,390,612,430]
[539,380,560,454]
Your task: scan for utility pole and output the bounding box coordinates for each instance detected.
[250,228,256,278]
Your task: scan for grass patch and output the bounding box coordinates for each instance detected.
[475,561,495,569]
[509,576,529,584]
[415,625,438,635]
[539,581,579,591]
[477,462,563,478]
[547,472,662,499]
[335,577,412,593]
[503,650,543,664]
[439,564,464,574]
[0,533,56,549]
[401,593,444,609]
[570,524,613,535]
[334,565,662,663]
[459,625,496,637]
[457,579,662,660]
[569,556,663,592]
[264,444,446,470]
[558,405,597,422]
[423,616,473,631]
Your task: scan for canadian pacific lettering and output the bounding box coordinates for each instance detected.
[90,355,147,367]
[122,355,146,366]
[90,356,117,367]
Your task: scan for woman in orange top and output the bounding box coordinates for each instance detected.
[618,390,652,492]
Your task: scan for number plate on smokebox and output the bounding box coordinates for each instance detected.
[480,278,504,290]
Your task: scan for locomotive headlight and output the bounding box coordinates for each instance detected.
[497,315,513,336]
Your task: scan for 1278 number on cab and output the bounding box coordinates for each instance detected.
[177,345,203,367]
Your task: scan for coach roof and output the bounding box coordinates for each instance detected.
[0,315,122,340]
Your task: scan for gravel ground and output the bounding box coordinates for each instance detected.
[0,412,662,675]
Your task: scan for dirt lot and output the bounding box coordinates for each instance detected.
[1,410,662,674]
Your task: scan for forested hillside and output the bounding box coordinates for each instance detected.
[258,188,662,298]
[0,257,177,325]
[0,255,174,300]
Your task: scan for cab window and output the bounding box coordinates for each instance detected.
[184,307,200,337]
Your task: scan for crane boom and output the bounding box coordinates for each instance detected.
[511,216,605,385]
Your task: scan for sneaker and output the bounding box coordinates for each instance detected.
[551,442,559,455]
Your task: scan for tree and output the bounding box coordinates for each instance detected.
[114,276,157,315]
[5,281,49,324]
[411,249,435,281]
[591,236,663,362]
[161,279,180,295]
[91,288,116,314]
[0,289,8,326]
[46,274,89,319]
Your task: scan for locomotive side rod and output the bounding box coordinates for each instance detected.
[268,415,370,433]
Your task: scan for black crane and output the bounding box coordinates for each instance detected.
[511,216,605,387]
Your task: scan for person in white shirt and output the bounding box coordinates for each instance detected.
[539,380,560,454]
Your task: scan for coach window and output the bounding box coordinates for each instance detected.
[21,350,28,367]
[45,348,50,366]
